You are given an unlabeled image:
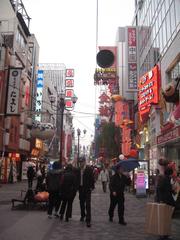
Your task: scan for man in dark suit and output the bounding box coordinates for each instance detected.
[108,165,131,225]
[77,157,95,227]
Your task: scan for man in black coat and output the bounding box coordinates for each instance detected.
[46,161,63,218]
[77,157,95,227]
[27,165,35,189]
[108,165,131,225]
[59,164,77,221]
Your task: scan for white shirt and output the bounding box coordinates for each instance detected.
[100,169,109,182]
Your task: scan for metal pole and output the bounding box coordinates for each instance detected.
[59,98,65,168]
[77,128,81,166]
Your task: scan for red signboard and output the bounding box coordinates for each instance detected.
[66,69,74,78]
[157,125,180,145]
[65,89,74,98]
[138,65,160,122]
[65,79,74,87]
[65,99,73,109]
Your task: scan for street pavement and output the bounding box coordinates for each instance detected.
[0,180,180,240]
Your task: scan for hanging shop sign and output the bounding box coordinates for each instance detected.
[127,27,137,90]
[157,125,180,145]
[6,68,22,115]
[65,69,74,110]
[138,65,160,123]
[31,122,55,140]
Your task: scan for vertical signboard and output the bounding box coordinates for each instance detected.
[65,69,74,110]
[35,69,44,121]
[6,68,22,115]
[138,65,160,123]
[127,27,137,90]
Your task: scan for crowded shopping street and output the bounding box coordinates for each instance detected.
[0,179,180,240]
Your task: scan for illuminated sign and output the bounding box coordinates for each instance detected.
[66,69,74,78]
[65,79,74,87]
[65,89,74,98]
[138,65,160,122]
[127,27,137,90]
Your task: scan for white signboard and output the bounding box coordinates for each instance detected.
[6,68,22,115]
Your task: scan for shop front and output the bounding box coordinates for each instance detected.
[157,124,180,168]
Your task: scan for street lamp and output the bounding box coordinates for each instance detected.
[77,128,87,166]
[58,93,65,168]
[51,93,78,168]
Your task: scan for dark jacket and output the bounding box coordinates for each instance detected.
[46,169,62,192]
[109,172,131,196]
[156,174,175,206]
[61,169,77,199]
[77,166,95,191]
[27,166,35,179]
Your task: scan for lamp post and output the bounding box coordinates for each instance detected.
[53,93,77,168]
[77,128,81,164]
[58,94,66,168]
[77,128,87,166]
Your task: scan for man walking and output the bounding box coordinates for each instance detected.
[108,165,131,225]
[46,161,62,218]
[99,166,109,193]
[77,157,95,227]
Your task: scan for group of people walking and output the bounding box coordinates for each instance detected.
[45,157,131,228]
[46,157,95,228]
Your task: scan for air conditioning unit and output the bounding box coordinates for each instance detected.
[26,117,33,127]
[21,99,25,109]
[19,138,24,150]
[19,125,24,136]
[4,132,10,145]
[4,117,11,129]
[20,112,25,123]
[26,129,31,139]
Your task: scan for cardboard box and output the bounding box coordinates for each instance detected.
[145,202,174,236]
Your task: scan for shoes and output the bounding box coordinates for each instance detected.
[109,217,113,222]
[60,215,63,220]
[119,221,127,225]
[80,217,85,222]
[86,222,91,227]
[48,215,52,219]
[54,213,60,218]
[65,217,69,222]
[158,236,173,240]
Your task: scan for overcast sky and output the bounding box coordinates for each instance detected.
[23,0,135,145]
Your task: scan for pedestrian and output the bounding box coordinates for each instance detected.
[154,168,161,202]
[99,166,109,193]
[77,156,95,227]
[108,165,131,225]
[35,167,43,192]
[27,165,35,189]
[156,167,175,240]
[46,161,63,219]
[59,164,77,222]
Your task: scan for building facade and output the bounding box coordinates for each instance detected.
[0,0,39,182]
[133,0,180,172]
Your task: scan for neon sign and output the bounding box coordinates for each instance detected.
[138,65,160,122]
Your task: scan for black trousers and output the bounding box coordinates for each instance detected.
[47,191,60,215]
[108,194,125,222]
[79,187,91,223]
[28,178,33,189]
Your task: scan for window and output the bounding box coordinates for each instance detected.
[162,20,167,49]
[166,11,171,42]
[175,0,180,27]
[170,2,176,33]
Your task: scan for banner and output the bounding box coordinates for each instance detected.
[6,68,22,115]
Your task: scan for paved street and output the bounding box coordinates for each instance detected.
[0,180,180,240]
